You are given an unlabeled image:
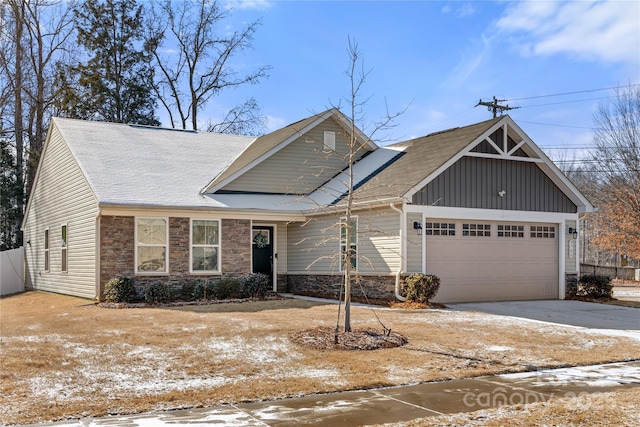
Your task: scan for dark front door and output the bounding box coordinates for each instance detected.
[252,226,274,286]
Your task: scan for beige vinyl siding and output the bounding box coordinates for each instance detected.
[23,124,99,299]
[406,212,422,272]
[565,219,578,273]
[222,119,368,194]
[286,208,400,274]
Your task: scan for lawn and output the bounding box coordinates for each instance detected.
[1,291,639,425]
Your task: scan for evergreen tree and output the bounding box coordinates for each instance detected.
[0,137,21,250]
[56,0,159,125]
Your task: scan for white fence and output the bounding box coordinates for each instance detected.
[0,247,24,296]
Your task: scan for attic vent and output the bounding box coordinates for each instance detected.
[324,131,336,151]
[129,124,198,133]
[426,127,459,137]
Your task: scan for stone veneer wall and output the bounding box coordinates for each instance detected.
[287,274,398,301]
[99,216,252,299]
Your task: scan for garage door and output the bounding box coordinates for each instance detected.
[425,219,558,303]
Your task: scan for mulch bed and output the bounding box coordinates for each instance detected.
[97,294,286,309]
[289,326,408,351]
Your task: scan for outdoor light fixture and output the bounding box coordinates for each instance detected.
[498,190,506,197]
[568,227,578,240]
[413,221,423,235]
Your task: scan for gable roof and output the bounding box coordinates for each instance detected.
[202,108,377,194]
[346,115,594,212]
[50,117,255,208]
[347,117,502,205]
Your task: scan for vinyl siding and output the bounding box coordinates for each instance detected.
[222,119,368,194]
[23,124,99,299]
[412,156,577,213]
[286,208,400,274]
[565,219,578,273]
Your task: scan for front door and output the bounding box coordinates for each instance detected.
[252,226,274,286]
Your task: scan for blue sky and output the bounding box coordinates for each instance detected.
[201,0,639,161]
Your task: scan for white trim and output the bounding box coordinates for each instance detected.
[405,205,576,223]
[134,217,169,275]
[44,227,50,273]
[60,223,68,273]
[189,218,222,275]
[339,215,358,273]
[559,219,566,300]
[100,205,306,222]
[464,152,544,163]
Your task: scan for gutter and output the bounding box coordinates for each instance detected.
[389,202,407,301]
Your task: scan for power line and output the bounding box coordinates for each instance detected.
[517,120,592,130]
[504,83,640,102]
[517,96,612,109]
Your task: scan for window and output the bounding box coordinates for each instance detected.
[425,222,455,236]
[497,224,524,238]
[462,223,491,237]
[61,224,68,272]
[324,131,336,151]
[191,219,220,273]
[530,225,555,238]
[44,228,49,272]
[136,218,168,273]
[340,216,357,271]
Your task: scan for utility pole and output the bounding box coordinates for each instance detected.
[475,96,518,118]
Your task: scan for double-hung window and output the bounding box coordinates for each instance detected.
[340,216,358,271]
[61,224,68,272]
[44,228,49,272]
[191,219,220,273]
[136,218,168,273]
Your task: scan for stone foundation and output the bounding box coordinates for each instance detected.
[287,274,398,301]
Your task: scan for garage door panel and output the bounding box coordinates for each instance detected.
[426,219,558,303]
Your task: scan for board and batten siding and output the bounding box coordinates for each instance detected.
[412,157,577,213]
[222,119,368,195]
[287,208,400,274]
[23,124,99,299]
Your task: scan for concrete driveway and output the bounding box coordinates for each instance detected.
[449,300,640,331]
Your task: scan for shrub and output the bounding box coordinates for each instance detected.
[180,281,203,301]
[103,276,136,303]
[578,274,613,299]
[240,273,271,299]
[144,281,173,304]
[216,277,241,300]
[402,273,441,303]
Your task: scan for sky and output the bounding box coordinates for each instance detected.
[198,0,640,162]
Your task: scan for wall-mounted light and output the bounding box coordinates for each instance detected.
[413,221,423,235]
[568,227,578,240]
[498,190,506,197]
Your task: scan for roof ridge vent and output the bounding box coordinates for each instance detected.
[129,124,198,133]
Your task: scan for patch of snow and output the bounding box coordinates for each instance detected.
[499,362,640,387]
[487,346,513,351]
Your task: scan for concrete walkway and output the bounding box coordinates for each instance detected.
[26,361,640,427]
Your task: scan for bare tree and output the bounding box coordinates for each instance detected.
[146,0,270,133]
[590,84,640,259]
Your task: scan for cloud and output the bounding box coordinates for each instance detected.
[445,34,493,86]
[225,0,273,11]
[496,0,640,65]
[441,3,477,18]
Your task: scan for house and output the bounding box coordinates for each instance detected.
[22,109,594,303]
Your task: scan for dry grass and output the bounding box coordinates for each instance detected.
[1,291,640,425]
[385,387,640,426]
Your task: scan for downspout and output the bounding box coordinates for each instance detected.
[390,202,407,301]
[95,207,102,301]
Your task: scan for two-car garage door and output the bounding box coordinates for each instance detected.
[425,219,558,303]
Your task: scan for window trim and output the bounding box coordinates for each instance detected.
[340,216,358,272]
[44,228,50,272]
[190,218,221,274]
[425,222,456,236]
[61,223,68,273]
[135,217,169,275]
[323,130,336,152]
[497,224,524,238]
[530,225,556,239]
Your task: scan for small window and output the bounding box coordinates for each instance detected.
[61,224,68,272]
[340,216,357,271]
[324,131,336,151]
[530,225,556,238]
[497,224,524,238]
[44,228,49,272]
[425,222,455,236]
[191,219,220,273]
[462,223,491,237]
[136,218,168,273]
